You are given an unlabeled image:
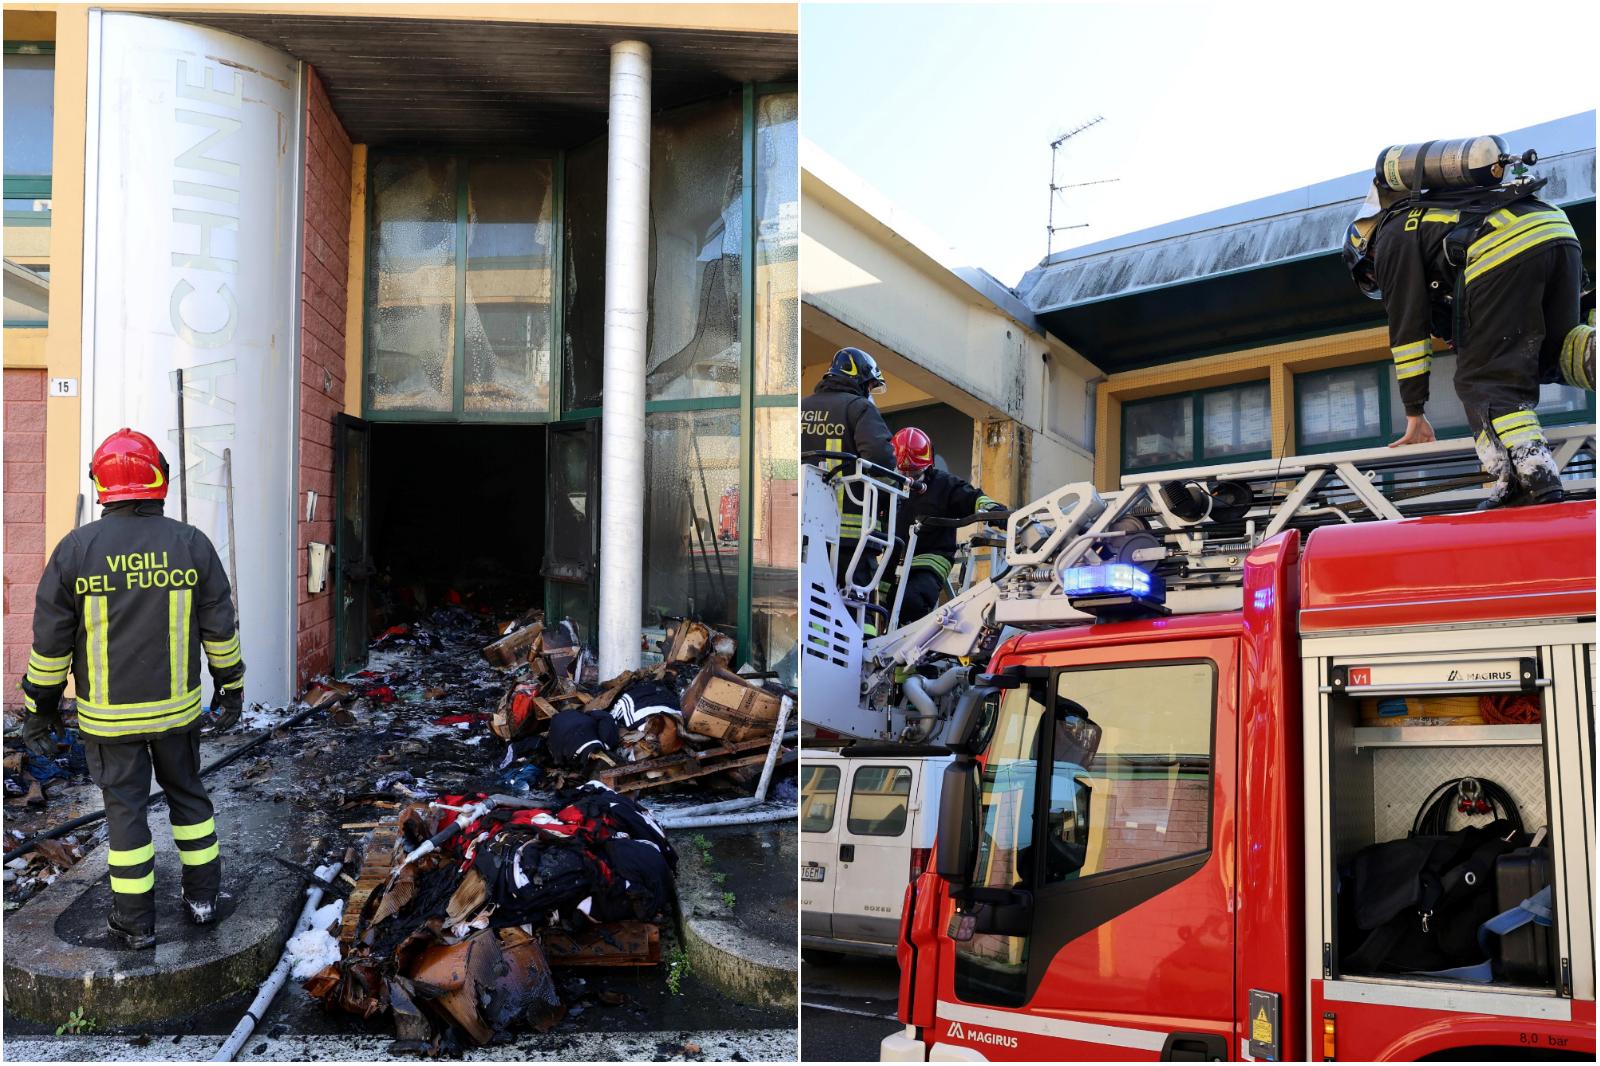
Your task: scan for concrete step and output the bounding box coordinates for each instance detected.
[3,796,305,1029]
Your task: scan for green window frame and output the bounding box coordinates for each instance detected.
[1294,359,1597,454]
[361,149,563,424]
[1120,379,1273,476]
[559,84,798,665]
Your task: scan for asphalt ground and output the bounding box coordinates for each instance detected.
[800,952,901,1061]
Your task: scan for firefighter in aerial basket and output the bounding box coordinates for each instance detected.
[890,427,1005,625]
[802,347,897,616]
[1344,135,1594,509]
[18,428,244,949]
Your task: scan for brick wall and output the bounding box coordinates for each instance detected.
[4,369,48,713]
[296,67,354,687]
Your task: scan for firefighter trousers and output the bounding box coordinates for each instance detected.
[1457,240,1585,434]
[86,728,220,933]
[898,566,948,626]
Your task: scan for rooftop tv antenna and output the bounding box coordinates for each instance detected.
[1047,115,1119,260]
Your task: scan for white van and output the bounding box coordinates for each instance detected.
[799,747,951,958]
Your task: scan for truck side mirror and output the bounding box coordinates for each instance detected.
[935,758,980,887]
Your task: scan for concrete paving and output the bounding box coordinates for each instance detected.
[3,1026,801,1061]
[675,821,798,1011]
[3,782,306,1029]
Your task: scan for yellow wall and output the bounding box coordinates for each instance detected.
[11,3,794,34]
[1093,326,1390,490]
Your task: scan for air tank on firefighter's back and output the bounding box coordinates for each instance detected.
[1374,135,1537,194]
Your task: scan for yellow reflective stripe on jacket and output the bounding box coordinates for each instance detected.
[26,649,71,686]
[1561,324,1594,390]
[203,632,241,670]
[1391,338,1432,380]
[1465,212,1578,284]
[75,691,203,738]
[110,872,156,895]
[1420,209,1459,224]
[169,590,192,699]
[85,594,109,705]
[910,553,953,578]
[108,842,156,866]
[178,842,220,866]
[974,495,999,511]
[171,817,216,841]
[1491,409,1545,448]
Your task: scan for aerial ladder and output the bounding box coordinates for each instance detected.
[800,425,1597,745]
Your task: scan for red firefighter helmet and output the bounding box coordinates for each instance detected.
[89,428,170,503]
[892,427,935,475]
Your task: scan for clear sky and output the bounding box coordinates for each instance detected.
[801,2,1599,284]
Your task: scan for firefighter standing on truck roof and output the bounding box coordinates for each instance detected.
[802,347,897,610]
[890,427,1004,625]
[18,428,245,949]
[1345,134,1595,509]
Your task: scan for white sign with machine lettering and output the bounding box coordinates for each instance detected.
[81,12,302,707]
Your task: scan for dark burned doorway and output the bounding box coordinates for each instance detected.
[336,424,550,674]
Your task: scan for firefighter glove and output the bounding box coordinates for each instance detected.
[22,696,65,759]
[210,685,244,733]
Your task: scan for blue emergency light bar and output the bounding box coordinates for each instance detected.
[1060,564,1168,618]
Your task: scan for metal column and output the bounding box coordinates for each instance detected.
[597,40,651,678]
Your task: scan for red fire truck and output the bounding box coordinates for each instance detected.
[881,501,1594,1061]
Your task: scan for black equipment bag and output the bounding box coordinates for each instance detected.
[1492,847,1554,985]
[1341,820,1524,976]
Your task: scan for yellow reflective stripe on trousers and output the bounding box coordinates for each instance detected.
[169,589,192,699]
[109,841,156,866]
[171,817,216,841]
[1492,410,1544,448]
[85,594,109,705]
[911,553,953,578]
[110,872,156,895]
[178,842,220,865]
[1561,325,1594,390]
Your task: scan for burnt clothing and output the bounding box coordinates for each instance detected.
[1375,194,1581,417]
[570,782,676,866]
[546,710,619,768]
[610,681,680,729]
[23,500,243,743]
[87,728,220,932]
[801,377,895,472]
[599,838,673,921]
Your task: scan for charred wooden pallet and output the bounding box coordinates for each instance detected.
[591,737,774,793]
[341,824,400,944]
[541,921,660,966]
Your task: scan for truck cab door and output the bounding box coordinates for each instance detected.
[800,760,842,941]
[935,637,1239,1061]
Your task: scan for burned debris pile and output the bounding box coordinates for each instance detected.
[293,607,794,1052]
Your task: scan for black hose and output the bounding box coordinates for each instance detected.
[1410,776,1523,837]
[8,697,344,859]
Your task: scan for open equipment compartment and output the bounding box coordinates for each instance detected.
[1310,631,1586,997]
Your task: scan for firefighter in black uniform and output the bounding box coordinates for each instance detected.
[20,428,244,948]
[889,427,1003,625]
[802,348,897,604]
[1345,136,1593,508]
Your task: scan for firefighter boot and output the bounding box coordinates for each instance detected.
[107,911,156,950]
[184,895,217,926]
[1508,439,1564,506]
[1473,431,1519,510]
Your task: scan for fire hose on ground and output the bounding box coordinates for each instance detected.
[211,851,351,1063]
